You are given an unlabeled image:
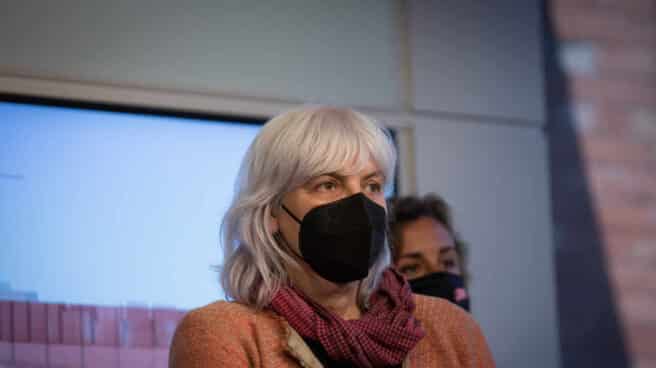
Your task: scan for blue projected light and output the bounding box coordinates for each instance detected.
[0,101,260,309]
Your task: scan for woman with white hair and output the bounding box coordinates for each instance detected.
[169,106,495,368]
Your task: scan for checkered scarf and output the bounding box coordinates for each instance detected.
[269,267,425,367]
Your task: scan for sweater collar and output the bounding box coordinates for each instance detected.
[282,321,411,368]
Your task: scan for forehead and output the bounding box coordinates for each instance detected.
[398,217,455,255]
[329,157,382,177]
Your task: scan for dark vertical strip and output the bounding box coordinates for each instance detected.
[150,307,156,349]
[117,306,122,368]
[28,303,46,343]
[59,305,64,346]
[11,302,28,343]
[46,304,51,368]
[0,301,13,341]
[542,1,631,367]
[26,302,31,343]
[80,306,85,368]
[9,302,15,364]
[387,128,400,198]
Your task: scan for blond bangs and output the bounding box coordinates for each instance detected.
[281,108,396,191]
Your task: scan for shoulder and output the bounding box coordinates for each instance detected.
[413,294,496,367]
[169,301,281,368]
[413,294,476,332]
[179,300,261,327]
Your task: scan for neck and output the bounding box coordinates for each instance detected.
[291,264,363,320]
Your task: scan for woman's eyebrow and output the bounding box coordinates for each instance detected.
[439,246,457,255]
[398,252,423,260]
[320,172,344,180]
[319,170,383,180]
[308,172,339,180]
[362,171,384,180]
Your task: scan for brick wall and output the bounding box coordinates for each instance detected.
[0,300,185,368]
[550,1,656,367]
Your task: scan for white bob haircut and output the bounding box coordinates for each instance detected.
[220,106,397,309]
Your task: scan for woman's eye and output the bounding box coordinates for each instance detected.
[366,182,382,193]
[399,264,419,276]
[317,181,337,191]
[442,259,458,271]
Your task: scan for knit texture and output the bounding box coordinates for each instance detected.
[269,268,425,367]
[169,294,496,368]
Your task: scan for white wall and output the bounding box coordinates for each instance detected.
[408,2,559,367]
[414,117,559,367]
[0,0,403,109]
[0,1,559,367]
[409,0,545,123]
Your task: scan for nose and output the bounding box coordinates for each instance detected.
[426,256,444,274]
[343,181,363,198]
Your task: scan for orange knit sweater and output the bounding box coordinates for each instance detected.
[169,294,495,368]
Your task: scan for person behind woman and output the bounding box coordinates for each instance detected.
[388,194,471,311]
[169,106,494,367]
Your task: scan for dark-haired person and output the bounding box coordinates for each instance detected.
[170,107,494,367]
[389,194,471,311]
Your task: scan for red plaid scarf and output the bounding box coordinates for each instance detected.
[269,267,425,367]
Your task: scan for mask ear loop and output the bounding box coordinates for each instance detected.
[274,203,305,262]
[281,204,303,224]
[273,231,305,263]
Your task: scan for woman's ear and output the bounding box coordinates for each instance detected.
[268,207,280,234]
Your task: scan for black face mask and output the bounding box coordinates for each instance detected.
[281,193,387,284]
[408,272,470,312]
